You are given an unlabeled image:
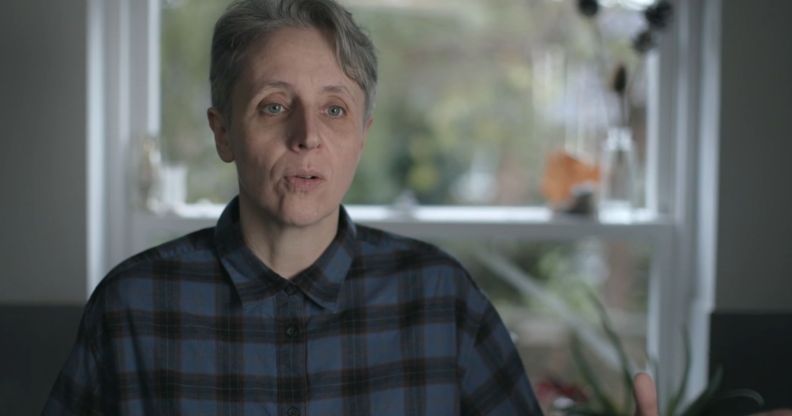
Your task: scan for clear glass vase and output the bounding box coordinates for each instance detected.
[599,127,637,222]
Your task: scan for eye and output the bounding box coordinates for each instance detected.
[326,105,346,118]
[261,103,285,115]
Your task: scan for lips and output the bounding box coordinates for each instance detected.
[284,169,325,192]
[293,174,320,180]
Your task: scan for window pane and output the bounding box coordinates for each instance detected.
[160,0,236,205]
[157,0,649,208]
[437,238,650,412]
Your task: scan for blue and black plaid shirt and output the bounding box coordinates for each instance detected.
[44,198,541,415]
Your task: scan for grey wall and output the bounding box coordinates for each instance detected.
[0,0,88,413]
[708,1,792,409]
[715,0,792,312]
[0,0,88,304]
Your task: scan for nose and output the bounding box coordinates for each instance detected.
[288,105,321,152]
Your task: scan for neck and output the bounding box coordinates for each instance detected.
[237,198,339,279]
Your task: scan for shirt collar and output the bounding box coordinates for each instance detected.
[214,197,356,312]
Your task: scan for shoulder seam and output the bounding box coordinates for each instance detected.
[105,226,216,278]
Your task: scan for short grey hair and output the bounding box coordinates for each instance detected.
[210,0,378,119]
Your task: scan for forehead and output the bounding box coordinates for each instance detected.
[237,26,358,93]
[252,26,335,61]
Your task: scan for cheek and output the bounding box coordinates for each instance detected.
[337,142,364,179]
[232,128,280,169]
[234,145,279,187]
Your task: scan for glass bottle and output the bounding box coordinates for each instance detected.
[599,127,637,222]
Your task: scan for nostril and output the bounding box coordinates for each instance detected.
[298,139,320,150]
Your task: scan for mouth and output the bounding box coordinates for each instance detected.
[284,170,325,192]
[293,174,320,180]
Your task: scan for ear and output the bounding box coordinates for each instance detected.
[207,107,235,163]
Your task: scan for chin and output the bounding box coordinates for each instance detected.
[240,186,342,230]
[274,200,340,229]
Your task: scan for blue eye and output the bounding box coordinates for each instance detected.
[327,105,345,118]
[262,103,285,115]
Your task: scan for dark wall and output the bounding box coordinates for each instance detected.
[709,1,792,412]
[709,312,792,413]
[0,306,83,415]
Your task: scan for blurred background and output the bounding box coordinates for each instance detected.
[2,0,792,414]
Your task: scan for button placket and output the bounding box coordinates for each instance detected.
[278,283,307,413]
[285,324,299,339]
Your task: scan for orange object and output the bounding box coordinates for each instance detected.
[541,150,600,207]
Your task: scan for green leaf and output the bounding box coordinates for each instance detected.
[667,328,691,416]
[679,366,723,416]
[714,388,764,407]
[570,333,620,415]
[589,292,635,412]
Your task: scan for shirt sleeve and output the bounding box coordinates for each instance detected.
[458,299,544,416]
[41,299,108,415]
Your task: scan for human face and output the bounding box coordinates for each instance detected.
[208,27,372,231]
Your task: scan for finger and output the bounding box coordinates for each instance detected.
[633,372,658,416]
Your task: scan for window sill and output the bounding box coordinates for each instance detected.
[349,205,670,241]
[133,203,672,243]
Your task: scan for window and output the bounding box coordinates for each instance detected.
[158,0,653,208]
[91,0,705,412]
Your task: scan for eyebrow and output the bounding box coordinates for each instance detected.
[252,80,292,93]
[323,84,361,104]
[322,85,351,95]
[253,81,356,97]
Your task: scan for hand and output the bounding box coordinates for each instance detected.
[633,372,658,416]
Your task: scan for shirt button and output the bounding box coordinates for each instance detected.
[285,324,299,338]
[284,285,297,296]
[286,407,300,416]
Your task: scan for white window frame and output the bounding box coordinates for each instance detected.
[87,0,719,405]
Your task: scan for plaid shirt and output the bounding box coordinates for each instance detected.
[44,198,541,415]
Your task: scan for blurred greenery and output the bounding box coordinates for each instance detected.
[159,0,646,206]
[161,0,237,204]
[437,238,649,414]
[440,239,649,317]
